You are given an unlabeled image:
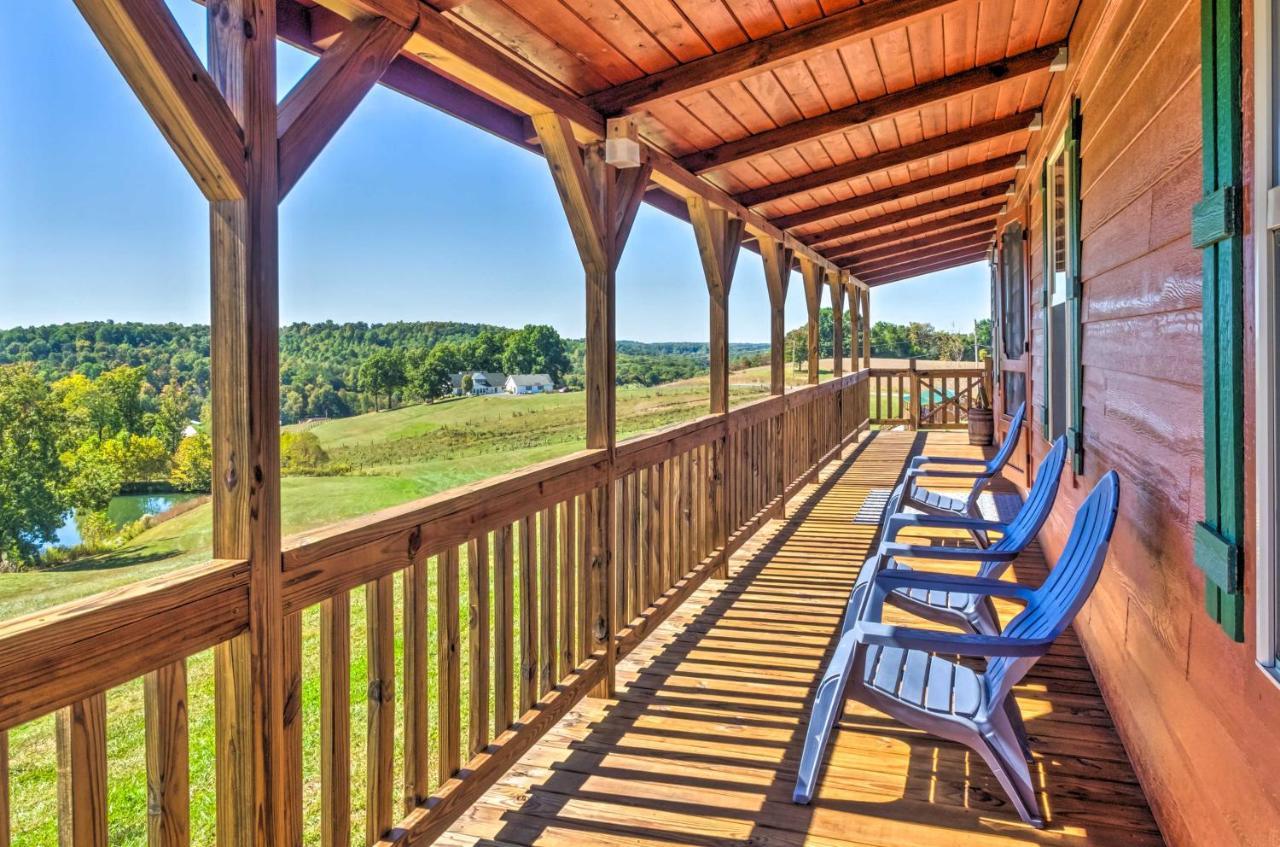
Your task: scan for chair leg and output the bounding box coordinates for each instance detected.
[966,596,1001,637]
[793,631,860,805]
[1002,696,1034,762]
[976,706,1044,827]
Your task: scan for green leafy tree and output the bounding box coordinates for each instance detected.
[101,433,170,482]
[465,329,509,372]
[149,382,192,451]
[280,430,330,474]
[61,439,126,512]
[501,324,570,382]
[358,349,406,411]
[461,373,474,394]
[409,345,458,404]
[0,365,70,562]
[170,432,213,493]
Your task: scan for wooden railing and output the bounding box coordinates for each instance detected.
[0,370,870,845]
[868,360,989,429]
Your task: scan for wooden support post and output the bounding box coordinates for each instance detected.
[534,112,651,697]
[909,358,921,430]
[206,2,287,845]
[760,236,793,395]
[799,257,824,384]
[861,287,872,369]
[829,270,845,379]
[688,197,745,414]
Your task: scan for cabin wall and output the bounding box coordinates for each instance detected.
[1000,0,1280,843]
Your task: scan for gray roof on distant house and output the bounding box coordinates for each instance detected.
[474,371,506,385]
[507,373,553,387]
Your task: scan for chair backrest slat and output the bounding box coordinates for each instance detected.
[984,436,1067,566]
[984,402,1027,477]
[984,471,1120,706]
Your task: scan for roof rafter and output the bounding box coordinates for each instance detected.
[805,186,1010,247]
[836,221,996,267]
[820,205,1002,258]
[679,43,1063,174]
[585,0,962,116]
[738,111,1037,207]
[848,236,995,276]
[862,250,992,286]
[771,153,1021,230]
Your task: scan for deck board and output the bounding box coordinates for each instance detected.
[440,430,1164,847]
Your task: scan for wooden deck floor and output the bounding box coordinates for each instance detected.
[439,430,1164,847]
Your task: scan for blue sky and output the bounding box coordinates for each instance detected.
[0,3,990,342]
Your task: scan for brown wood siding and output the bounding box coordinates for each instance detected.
[1001,0,1280,844]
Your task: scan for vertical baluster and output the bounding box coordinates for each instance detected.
[494,525,514,731]
[647,464,661,604]
[404,557,429,810]
[636,469,650,609]
[0,730,9,847]
[144,660,189,847]
[467,536,491,757]
[282,613,303,846]
[539,508,556,695]
[577,494,591,665]
[614,480,629,627]
[663,459,676,589]
[56,692,107,847]
[320,593,351,847]
[518,516,538,713]
[681,450,693,574]
[438,546,461,782]
[366,575,395,842]
[559,500,576,676]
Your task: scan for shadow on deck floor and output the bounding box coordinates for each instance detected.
[439,430,1163,847]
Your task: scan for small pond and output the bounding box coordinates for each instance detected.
[53,493,201,548]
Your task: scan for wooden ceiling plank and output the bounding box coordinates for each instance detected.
[805,186,1009,247]
[771,152,1021,229]
[834,220,995,265]
[277,16,413,198]
[738,109,1036,206]
[679,41,1063,174]
[820,205,1001,257]
[74,0,247,201]
[846,235,995,275]
[861,249,992,285]
[584,0,963,115]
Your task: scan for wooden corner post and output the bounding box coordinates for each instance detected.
[760,236,793,396]
[829,271,845,379]
[799,257,824,384]
[688,198,745,415]
[534,113,652,696]
[861,287,872,369]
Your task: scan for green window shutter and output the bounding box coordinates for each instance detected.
[1194,0,1245,640]
[1066,99,1085,474]
[1039,168,1051,440]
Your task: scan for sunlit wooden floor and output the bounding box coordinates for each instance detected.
[439,430,1164,847]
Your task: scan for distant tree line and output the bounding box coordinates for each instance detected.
[783,310,994,364]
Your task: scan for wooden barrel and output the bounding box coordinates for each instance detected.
[968,408,994,446]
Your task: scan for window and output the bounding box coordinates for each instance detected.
[1040,100,1084,472]
[998,223,1027,415]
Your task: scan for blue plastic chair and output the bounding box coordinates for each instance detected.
[794,471,1120,829]
[888,402,1027,546]
[872,436,1067,635]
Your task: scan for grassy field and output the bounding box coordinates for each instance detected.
[1,358,927,843]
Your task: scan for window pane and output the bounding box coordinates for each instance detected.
[1051,150,1069,304]
[1000,224,1026,359]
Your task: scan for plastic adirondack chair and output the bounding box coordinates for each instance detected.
[795,471,1120,829]
[871,436,1067,635]
[886,401,1027,546]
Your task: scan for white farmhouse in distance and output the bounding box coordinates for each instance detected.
[450,371,507,396]
[504,374,554,395]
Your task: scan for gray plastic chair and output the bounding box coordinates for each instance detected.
[872,436,1067,635]
[794,471,1120,828]
[888,401,1027,546]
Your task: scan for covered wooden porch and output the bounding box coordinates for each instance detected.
[438,431,1161,847]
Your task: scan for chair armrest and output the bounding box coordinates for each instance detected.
[909,455,991,469]
[873,569,1034,601]
[878,541,1018,563]
[884,512,1007,542]
[854,622,1050,657]
[906,467,993,481]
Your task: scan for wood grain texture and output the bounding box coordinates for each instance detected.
[56,694,108,847]
[404,559,430,810]
[688,197,745,414]
[319,594,351,847]
[807,187,1011,248]
[438,546,462,782]
[759,236,794,395]
[366,575,395,842]
[467,537,491,758]
[144,662,190,847]
[823,206,1003,259]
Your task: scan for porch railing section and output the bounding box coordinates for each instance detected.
[0,369,869,845]
[868,360,990,429]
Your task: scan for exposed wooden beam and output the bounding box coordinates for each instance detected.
[277,16,412,198]
[759,236,794,395]
[688,199,745,416]
[738,110,1038,207]
[862,249,991,286]
[771,153,1021,230]
[679,43,1063,174]
[821,206,1001,258]
[848,235,995,276]
[586,0,960,116]
[837,222,996,267]
[806,186,1009,247]
[798,257,825,385]
[75,0,247,200]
